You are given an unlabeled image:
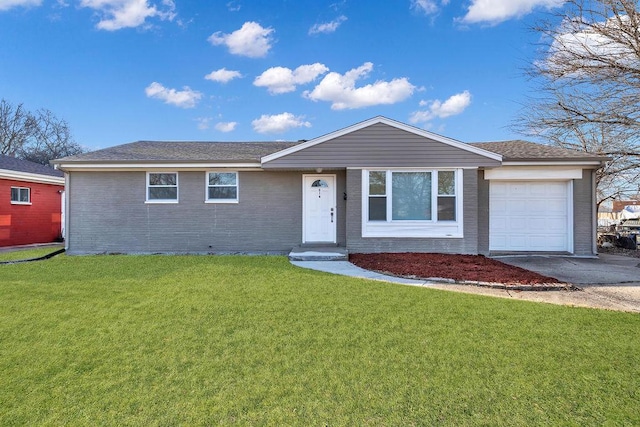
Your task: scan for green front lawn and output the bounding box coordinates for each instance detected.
[0,246,62,262]
[1,255,638,425]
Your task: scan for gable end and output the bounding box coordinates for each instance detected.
[262,120,502,169]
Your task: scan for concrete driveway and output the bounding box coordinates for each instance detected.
[497,253,640,285]
[495,253,640,313]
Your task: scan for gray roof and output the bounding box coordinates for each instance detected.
[54,139,607,165]
[0,154,64,177]
[55,141,302,163]
[469,140,607,162]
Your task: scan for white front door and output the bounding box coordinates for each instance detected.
[303,175,336,243]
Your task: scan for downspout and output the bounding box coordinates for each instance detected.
[592,169,598,256]
[64,172,70,251]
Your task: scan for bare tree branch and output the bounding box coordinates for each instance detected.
[0,99,37,157]
[515,0,640,206]
[0,99,84,165]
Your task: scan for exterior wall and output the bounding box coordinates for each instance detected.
[334,170,347,246]
[0,178,63,246]
[573,169,597,256]
[476,170,490,255]
[67,170,346,254]
[482,168,597,256]
[264,123,501,169]
[345,168,480,254]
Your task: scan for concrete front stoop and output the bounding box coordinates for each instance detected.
[288,245,348,261]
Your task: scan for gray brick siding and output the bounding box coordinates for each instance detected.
[345,168,480,254]
[573,169,596,255]
[67,170,346,254]
[476,170,490,255]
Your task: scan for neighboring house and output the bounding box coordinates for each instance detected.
[0,154,65,247]
[612,200,640,212]
[53,116,607,256]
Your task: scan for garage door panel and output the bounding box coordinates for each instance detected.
[507,199,528,213]
[545,199,566,214]
[490,181,570,252]
[529,182,550,196]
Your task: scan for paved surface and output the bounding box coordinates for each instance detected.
[293,254,640,312]
[0,243,64,253]
[496,253,640,285]
[290,261,433,286]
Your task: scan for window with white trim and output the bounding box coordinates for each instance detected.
[147,172,178,202]
[206,172,238,202]
[437,171,456,221]
[363,169,463,238]
[11,186,30,204]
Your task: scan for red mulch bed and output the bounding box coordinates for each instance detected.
[349,253,559,285]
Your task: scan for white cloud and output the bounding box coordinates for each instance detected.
[460,0,563,25]
[309,15,347,35]
[195,117,212,130]
[303,62,415,110]
[547,16,638,74]
[252,113,311,134]
[226,0,240,12]
[215,121,238,132]
[411,0,449,15]
[79,0,176,31]
[0,0,41,11]
[208,21,274,58]
[254,63,329,94]
[204,68,242,83]
[145,82,202,108]
[409,90,472,123]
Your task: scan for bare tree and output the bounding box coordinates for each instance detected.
[0,99,37,157]
[18,109,84,165]
[0,99,84,165]
[515,0,640,207]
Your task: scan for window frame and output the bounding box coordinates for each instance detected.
[361,168,464,238]
[205,171,239,203]
[10,186,31,205]
[146,172,179,204]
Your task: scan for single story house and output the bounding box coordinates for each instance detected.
[52,116,607,256]
[0,154,65,247]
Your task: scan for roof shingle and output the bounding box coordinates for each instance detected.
[54,139,608,165]
[469,140,606,162]
[0,154,63,177]
[55,141,301,163]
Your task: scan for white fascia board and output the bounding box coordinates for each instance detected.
[56,162,262,172]
[0,169,65,185]
[501,161,603,167]
[485,166,584,180]
[261,116,502,164]
[346,166,479,170]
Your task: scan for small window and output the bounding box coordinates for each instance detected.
[311,179,328,188]
[207,172,238,202]
[11,187,30,204]
[437,171,456,221]
[368,171,387,221]
[147,172,178,202]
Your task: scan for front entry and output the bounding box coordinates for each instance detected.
[303,175,336,243]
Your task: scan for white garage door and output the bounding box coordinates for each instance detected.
[490,181,570,252]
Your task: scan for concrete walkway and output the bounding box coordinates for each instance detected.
[290,260,435,287]
[0,242,64,253]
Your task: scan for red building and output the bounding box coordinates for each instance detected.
[0,155,65,247]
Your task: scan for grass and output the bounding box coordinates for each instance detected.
[0,246,63,262]
[1,254,639,425]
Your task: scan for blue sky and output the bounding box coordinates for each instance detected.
[0,0,564,150]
